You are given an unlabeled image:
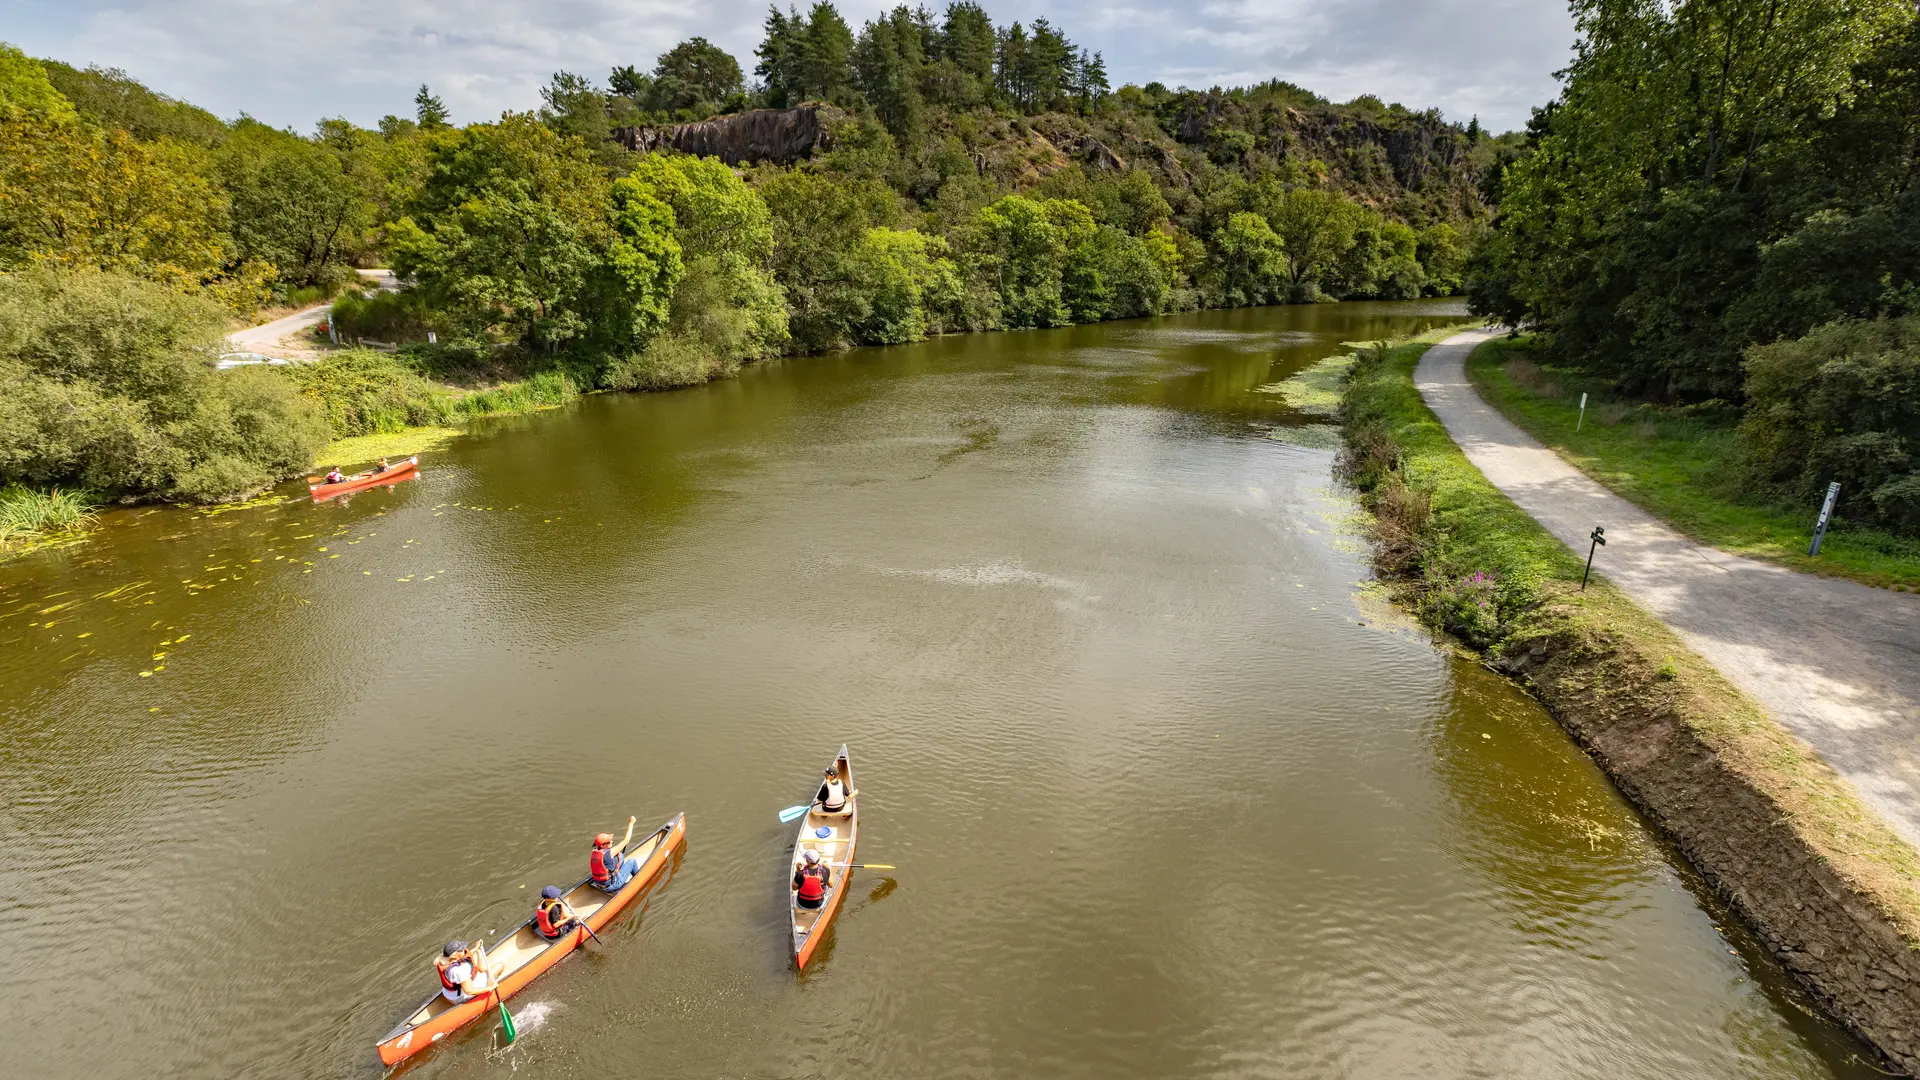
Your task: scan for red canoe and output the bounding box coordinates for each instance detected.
[310,456,418,500]
[375,813,686,1066]
[789,746,857,970]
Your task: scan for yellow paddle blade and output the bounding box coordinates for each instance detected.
[853,863,894,870]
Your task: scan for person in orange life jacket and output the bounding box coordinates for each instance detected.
[534,886,579,940]
[372,457,390,474]
[324,467,345,484]
[793,849,831,910]
[434,940,502,1003]
[814,769,856,816]
[589,815,643,891]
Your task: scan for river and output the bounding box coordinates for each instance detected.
[0,301,1879,1078]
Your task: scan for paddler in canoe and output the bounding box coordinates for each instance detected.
[589,815,646,890]
[534,886,582,939]
[433,940,502,1003]
[814,767,857,816]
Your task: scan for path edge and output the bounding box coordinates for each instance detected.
[1342,330,1920,1074]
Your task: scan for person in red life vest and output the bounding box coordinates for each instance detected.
[534,886,579,940]
[588,816,643,892]
[793,848,831,910]
[324,467,345,484]
[434,940,501,1003]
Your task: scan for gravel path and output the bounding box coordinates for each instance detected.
[1417,329,1920,848]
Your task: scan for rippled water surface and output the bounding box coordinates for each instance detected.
[0,302,1878,1078]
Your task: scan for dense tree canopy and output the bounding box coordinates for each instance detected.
[1470,0,1920,534]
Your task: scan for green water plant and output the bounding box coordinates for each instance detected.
[0,485,97,547]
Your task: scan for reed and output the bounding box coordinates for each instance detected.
[0,486,98,547]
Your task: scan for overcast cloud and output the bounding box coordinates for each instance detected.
[5,0,1574,134]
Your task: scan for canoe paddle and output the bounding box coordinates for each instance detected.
[849,863,895,870]
[572,912,604,946]
[471,942,514,1045]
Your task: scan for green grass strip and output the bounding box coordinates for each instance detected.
[1466,337,1920,591]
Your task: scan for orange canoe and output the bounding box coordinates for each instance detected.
[375,813,686,1066]
[310,456,418,500]
[789,746,856,970]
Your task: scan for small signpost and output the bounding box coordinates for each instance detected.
[1582,525,1606,591]
[1577,392,1589,432]
[1808,482,1841,556]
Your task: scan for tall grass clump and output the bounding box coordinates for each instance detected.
[287,348,578,439]
[0,486,98,547]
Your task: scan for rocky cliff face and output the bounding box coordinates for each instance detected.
[613,105,839,165]
[1167,91,1485,213]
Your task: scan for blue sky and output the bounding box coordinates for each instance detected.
[5,0,1574,134]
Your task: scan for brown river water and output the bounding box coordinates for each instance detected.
[0,302,1882,1078]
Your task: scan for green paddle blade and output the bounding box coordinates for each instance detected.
[498,998,516,1044]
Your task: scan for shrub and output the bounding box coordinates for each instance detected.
[287,347,577,434]
[0,268,328,501]
[1743,316,1920,535]
[330,288,434,343]
[1420,571,1503,648]
[285,348,458,435]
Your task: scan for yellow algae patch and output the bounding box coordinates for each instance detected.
[196,491,289,516]
[320,427,461,467]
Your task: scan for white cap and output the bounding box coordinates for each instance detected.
[802,849,821,865]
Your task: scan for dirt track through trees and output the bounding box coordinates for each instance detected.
[1417,329,1920,847]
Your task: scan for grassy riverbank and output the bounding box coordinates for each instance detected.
[1465,337,1920,591]
[1341,335,1920,1072]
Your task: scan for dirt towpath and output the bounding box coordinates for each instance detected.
[1416,329,1920,848]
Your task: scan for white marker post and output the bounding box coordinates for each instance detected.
[1808,482,1841,556]
[1577,392,1588,432]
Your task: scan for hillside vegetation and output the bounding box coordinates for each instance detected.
[1,3,1506,509]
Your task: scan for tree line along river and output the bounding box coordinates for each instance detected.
[0,300,1881,1078]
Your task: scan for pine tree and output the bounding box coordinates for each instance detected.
[1073,49,1108,113]
[414,84,449,129]
[755,6,801,107]
[1027,18,1072,113]
[796,2,856,103]
[1466,115,1482,143]
[995,22,1030,110]
[853,7,928,138]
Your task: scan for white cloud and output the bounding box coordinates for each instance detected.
[9,0,1572,133]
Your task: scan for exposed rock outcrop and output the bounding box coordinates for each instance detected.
[613,105,840,165]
